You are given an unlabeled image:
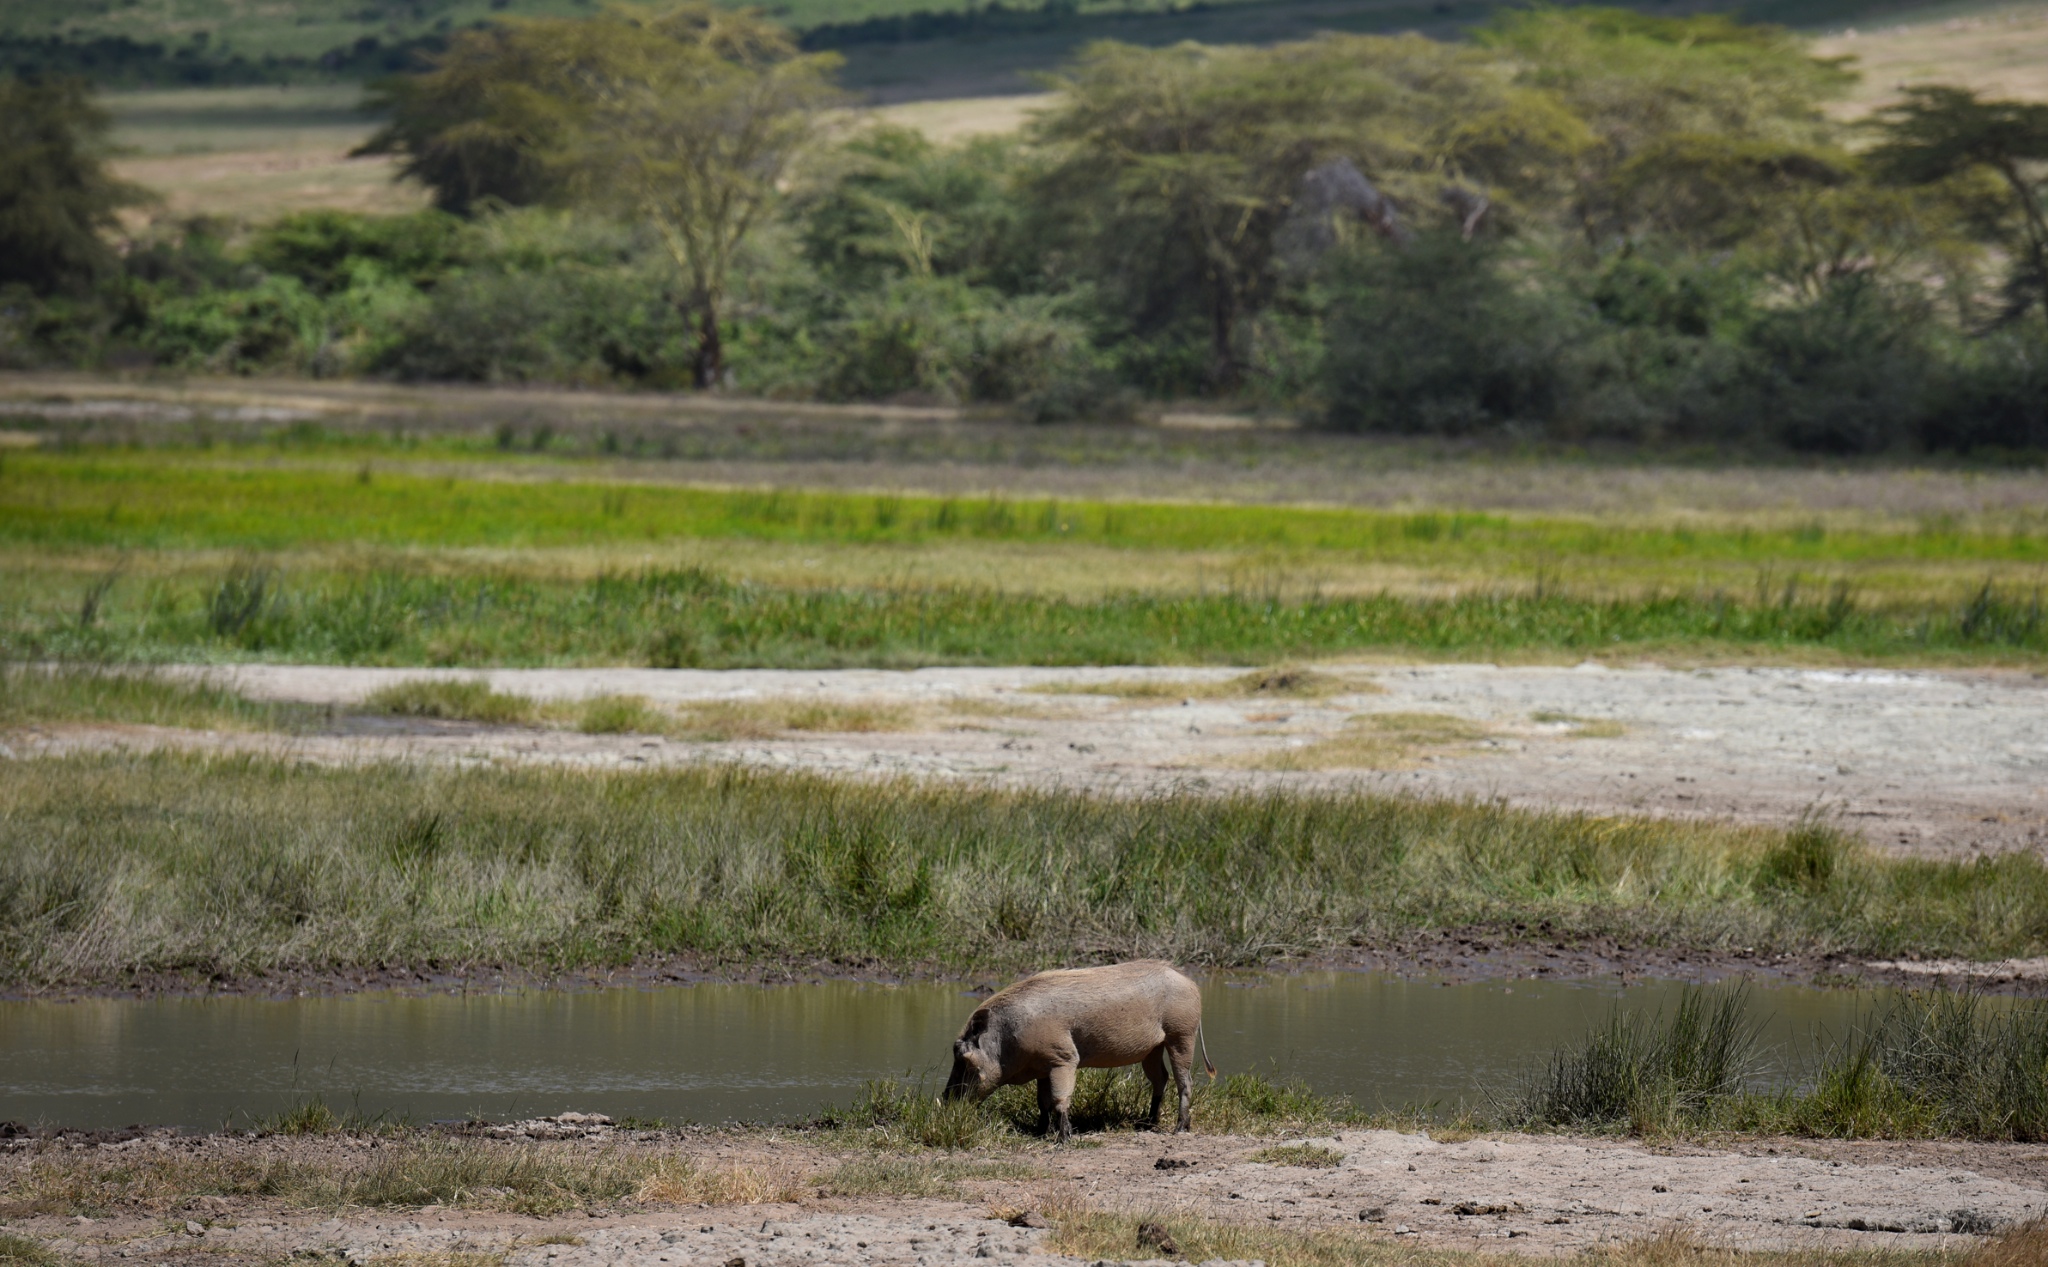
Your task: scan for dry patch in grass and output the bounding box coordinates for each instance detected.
[1034,666,1383,703]
[1255,711,1489,771]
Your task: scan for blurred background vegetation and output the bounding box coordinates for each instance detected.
[4,0,2048,456]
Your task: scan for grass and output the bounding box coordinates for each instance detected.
[1249,1143,1347,1167]
[1033,666,1383,700]
[1503,986,2048,1143]
[0,1233,60,1267]
[1255,711,1491,771]
[0,1140,794,1219]
[0,662,303,730]
[1047,1213,2005,1266]
[9,451,2045,572]
[816,1069,1368,1148]
[9,559,2048,670]
[7,746,2045,993]
[816,1155,1044,1196]
[249,1094,400,1137]
[363,678,540,725]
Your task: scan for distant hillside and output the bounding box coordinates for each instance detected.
[0,0,2007,97]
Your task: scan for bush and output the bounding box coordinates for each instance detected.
[1920,328,2048,453]
[1320,234,1577,434]
[1736,277,1933,455]
[816,275,1101,411]
[251,210,466,296]
[371,267,690,385]
[144,275,325,374]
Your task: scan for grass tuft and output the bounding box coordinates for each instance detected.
[631,1158,798,1206]
[1248,1143,1346,1168]
[1504,987,1759,1134]
[1509,986,2048,1142]
[0,663,297,731]
[362,679,538,725]
[816,1156,1043,1197]
[1256,710,1488,770]
[0,1234,59,1267]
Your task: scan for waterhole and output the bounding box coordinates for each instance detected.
[1,973,1884,1131]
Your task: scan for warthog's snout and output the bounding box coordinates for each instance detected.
[942,1044,991,1102]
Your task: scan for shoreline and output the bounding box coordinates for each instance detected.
[9,934,2047,1007]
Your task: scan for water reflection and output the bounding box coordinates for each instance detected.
[0,973,1883,1131]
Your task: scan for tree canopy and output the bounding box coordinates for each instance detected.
[0,74,147,296]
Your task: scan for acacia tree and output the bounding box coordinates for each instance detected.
[1033,34,1582,391]
[1870,87,2048,325]
[364,4,840,388]
[545,6,841,387]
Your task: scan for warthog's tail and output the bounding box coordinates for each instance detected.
[1198,1023,1217,1080]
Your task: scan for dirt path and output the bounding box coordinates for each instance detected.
[15,662,2047,861]
[4,1123,2044,1262]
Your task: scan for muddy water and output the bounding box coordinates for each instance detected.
[0,974,1883,1131]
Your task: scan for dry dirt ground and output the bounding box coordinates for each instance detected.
[15,662,2045,863]
[5,1120,2047,1264]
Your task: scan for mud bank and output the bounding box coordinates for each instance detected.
[3,1122,2045,1262]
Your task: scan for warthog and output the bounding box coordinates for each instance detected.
[941,959,1215,1141]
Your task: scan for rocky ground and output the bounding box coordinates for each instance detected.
[15,661,2047,861]
[5,1119,2046,1264]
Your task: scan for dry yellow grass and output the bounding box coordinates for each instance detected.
[1254,711,1489,771]
[1033,666,1385,703]
[632,1159,799,1206]
[1816,4,2048,116]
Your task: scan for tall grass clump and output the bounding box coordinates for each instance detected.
[4,752,2048,988]
[1508,988,2048,1142]
[1801,992,2048,1141]
[1501,987,1760,1134]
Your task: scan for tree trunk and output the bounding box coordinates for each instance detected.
[1209,282,1238,392]
[692,299,723,390]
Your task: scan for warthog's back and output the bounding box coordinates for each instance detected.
[984,959,1201,1066]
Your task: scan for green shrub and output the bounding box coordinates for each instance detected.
[1320,234,1576,434]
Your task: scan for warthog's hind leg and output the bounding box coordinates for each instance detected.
[1048,1063,1078,1143]
[1167,1032,1197,1132]
[1034,1074,1055,1137]
[1142,1046,1169,1129]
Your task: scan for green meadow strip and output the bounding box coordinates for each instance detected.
[7,564,2043,666]
[5,753,2047,990]
[4,452,2045,564]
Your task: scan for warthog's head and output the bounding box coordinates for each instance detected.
[942,1012,999,1103]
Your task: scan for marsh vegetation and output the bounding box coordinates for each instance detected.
[4,751,2045,991]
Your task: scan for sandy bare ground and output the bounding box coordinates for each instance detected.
[4,1121,2045,1263]
[12,662,2046,862]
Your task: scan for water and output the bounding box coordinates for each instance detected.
[0,973,1885,1132]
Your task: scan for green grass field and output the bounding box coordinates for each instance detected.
[4,441,2043,666]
